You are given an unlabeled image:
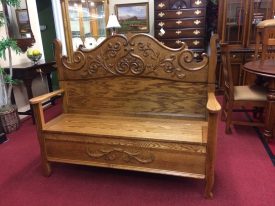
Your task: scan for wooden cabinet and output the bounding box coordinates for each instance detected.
[217,0,275,90]
[61,0,109,59]
[154,0,207,57]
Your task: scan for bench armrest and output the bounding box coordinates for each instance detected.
[207,93,221,113]
[30,89,64,105]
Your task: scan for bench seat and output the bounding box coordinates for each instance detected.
[44,114,208,144]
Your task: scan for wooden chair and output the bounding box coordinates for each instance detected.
[255,19,275,61]
[220,43,267,134]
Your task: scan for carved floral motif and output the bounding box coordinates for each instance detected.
[86,147,155,164]
[61,34,209,79]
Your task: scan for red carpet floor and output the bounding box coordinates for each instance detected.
[1,99,275,206]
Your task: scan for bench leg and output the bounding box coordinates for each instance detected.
[204,174,214,199]
[42,161,52,177]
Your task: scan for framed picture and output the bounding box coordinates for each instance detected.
[16,9,31,33]
[115,3,149,33]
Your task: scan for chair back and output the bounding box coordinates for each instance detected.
[255,19,275,61]
[262,27,275,60]
[220,43,234,100]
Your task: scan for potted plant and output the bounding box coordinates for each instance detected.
[0,0,22,134]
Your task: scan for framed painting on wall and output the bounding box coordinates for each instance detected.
[16,9,31,34]
[115,3,149,33]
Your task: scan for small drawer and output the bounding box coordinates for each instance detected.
[229,53,243,63]
[191,0,206,8]
[156,18,205,29]
[245,53,260,61]
[155,0,169,10]
[155,28,205,39]
[155,8,206,19]
[159,38,204,49]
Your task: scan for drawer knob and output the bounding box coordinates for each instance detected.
[193,30,200,35]
[176,30,182,35]
[158,22,165,27]
[176,40,182,44]
[158,32,164,37]
[158,28,165,37]
[176,11,183,15]
[158,12,165,17]
[194,10,201,15]
[232,55,237,58]
[194,19,201,25]
[193,40,200,45]
[158,3,165,8]
[195,0,202,5]
[176,20,182,25]
[194,53,199,58]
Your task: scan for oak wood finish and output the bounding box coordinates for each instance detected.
[30,33,220,198]
[255,26,275,61]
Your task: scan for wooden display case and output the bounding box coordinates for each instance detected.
[217,0,275,90]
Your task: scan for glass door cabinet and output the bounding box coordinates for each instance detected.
[220,0,275,48]
[61,0,109,59]
[217,0,275,89]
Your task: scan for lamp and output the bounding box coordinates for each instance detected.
[106,14,121,35]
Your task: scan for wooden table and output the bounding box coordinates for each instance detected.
[4,60,56,122]
[243,59,275,140]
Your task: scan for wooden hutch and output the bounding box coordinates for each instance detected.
[217,0,275,90]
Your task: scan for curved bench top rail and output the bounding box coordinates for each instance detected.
[54,33,209,82]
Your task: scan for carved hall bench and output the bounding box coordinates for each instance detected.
[30,34,220,198]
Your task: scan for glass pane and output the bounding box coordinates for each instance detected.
[68,0,107,51]
[225,0,246,44]
[249,0,273,44]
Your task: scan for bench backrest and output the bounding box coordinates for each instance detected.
[55,34,217,120]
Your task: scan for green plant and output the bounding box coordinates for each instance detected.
[0,0,22,108]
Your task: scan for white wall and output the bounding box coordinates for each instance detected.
[0,0,48,112]
[108,0,155,36]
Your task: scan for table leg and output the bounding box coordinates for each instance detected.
[263,80,275,140]
[23,79,35,124]
[46,73,55,105]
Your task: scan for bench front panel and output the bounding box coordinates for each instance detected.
[44,133,207,178]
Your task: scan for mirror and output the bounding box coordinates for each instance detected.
[2,0,35,52]
[61,0,109,59]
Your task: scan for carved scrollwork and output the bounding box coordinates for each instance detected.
[81,54,116,77]
[81,42,125,77]
[106,42,123,58]
[62,51,86,70]
[86,147,155,164]
[135,42,186,79]
[116,53,145,75]
[62,34,209,79]
[178,51,208,71]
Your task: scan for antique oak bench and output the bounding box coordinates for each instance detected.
[30,34,220,198]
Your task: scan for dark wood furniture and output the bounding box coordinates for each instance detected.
[0,127,8,144]
[154,0,207,57]
[255,20,275,61]
[220,43,267,134]
[243,59,275,140]
[217,0,275,90]
[30,34,220,198]
[5,60,56,121]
